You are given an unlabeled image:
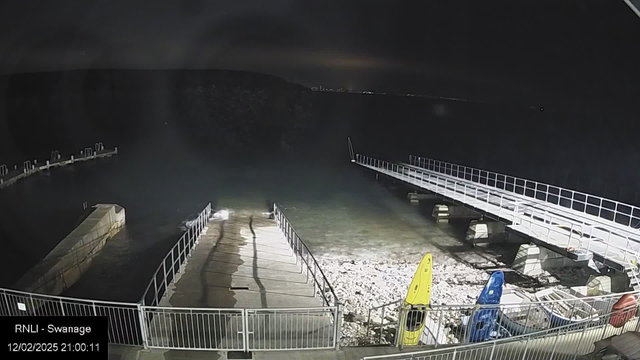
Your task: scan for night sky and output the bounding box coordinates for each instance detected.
[0,1,639,109]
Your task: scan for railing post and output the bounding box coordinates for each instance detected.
[306,252,310,282]
[599,316,609,343]
[434,309,444,348]
[485,188,490,211]
[334,303,342,351]
[243,308,250,352]
[463,184,467,203]
[2,290,12,316]
[521,337,530,360]
[137,302,149,349]
[171,247,176,283]
[604,231,612,260]
[379,305,386,344]
[27,294,35,316]
[465,307,478,343]
[394,305,403,347]
[549,328,561,360]
[153,276,158,306]
[313,263,317,295]
[163,260,169,296]
[571,318,591,360]
[488,341,497,360]
[366,308,373,340]
[398,307,405,350]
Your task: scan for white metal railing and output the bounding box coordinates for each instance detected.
[141,306,246,350]
[400,292,636,347]
[363,304,640,360]
[0,287,144,346]
[409,155,640,230]
[0,143,118,188]
[364,291,640,347]
[1,203,340,353]
[364,299,403,345]
[273,204,339,307]
[139,306,340,351]
[141,203,212,306]
[354,154,640,269]
[246,307,339,350]
[410,156,640,264]
[273,203,342,350]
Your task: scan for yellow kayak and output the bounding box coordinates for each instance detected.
[400,253,433,346]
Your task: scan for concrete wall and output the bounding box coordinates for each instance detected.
[13,204,125,295]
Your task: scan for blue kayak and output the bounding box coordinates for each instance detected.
[469,271,504,342]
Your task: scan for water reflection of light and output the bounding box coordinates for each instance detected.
[213,209,230,220]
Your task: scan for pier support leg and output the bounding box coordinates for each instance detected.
[431,204,450,224]
[513,244,543,276]
[465,220,507,246]
[407,192,440,206]
[431,204,482,223]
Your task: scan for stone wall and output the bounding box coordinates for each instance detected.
[12,204,125,295]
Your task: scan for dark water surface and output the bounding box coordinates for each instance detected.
[0,133,405,301]
[2,85,638,302]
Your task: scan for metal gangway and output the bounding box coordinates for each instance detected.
[1,203,341,353]
[348,140,640,289]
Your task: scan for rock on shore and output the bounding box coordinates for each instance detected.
[318,251,491,346]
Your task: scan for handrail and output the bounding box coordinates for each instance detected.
[405,158,640,252]
[1,142,118,188]
[0,286,139,307]
[273,203,339,308]
[409,155,640,230]
[365,299,403,344]
[355,154,640,268]
[365,290,637,347]
[140,203,212,306]
[402,156,636,255]
[363,303,640,359]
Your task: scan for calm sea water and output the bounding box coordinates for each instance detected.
[0,134,483,302]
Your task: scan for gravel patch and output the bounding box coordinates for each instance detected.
[318,250,580,346]
[318,251,492,346]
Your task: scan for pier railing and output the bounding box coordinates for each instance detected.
[399,291,637,348]
[0,142,118,189]
[2,202,341,353]
[141,203,212,307]
[363,303,640,360]
[364,299,403,345]
[356,154,640,270]
[363,290,640,348]
[273,203,339,308]
[0,287,143,346]
[364,292,638,347]
[409,155,640,230]
[408,154,640,268]
[273,203,342,350]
